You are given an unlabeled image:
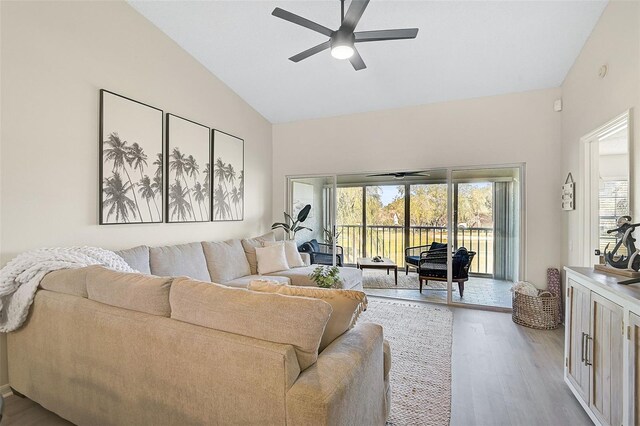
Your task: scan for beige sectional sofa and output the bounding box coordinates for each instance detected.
[115,235,363,290]
[7,237,388,425]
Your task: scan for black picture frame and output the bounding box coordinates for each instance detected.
[212,129,245,222]
[166,114,212,223]
[99,89,164,225]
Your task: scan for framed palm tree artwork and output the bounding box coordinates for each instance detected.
[100,90,163,224]
[166,114,211,223]
[212,130,244,221]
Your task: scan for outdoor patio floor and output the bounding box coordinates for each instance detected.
[361,269,513,309]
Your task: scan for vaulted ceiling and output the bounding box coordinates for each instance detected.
[129,1,607,123]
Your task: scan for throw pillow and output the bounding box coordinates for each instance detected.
[241,232,276,275]
[262,240,305,268]
[202,239,251,283]
[248,280,368,352]
[255,243,289,275]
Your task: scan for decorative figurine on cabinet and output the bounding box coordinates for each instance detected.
[603,216,640,284]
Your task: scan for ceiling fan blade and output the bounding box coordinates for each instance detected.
[289,40,331,62]
[355,28,419,43]
[340,0,370,33]
[272,8,334,37]
[349,47,366,71]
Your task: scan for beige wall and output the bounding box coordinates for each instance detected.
[561,1,640,267]
[0,0,273,265]
[273,88,563,289]
[0,1,273,385]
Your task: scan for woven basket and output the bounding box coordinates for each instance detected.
[512,290,560,330]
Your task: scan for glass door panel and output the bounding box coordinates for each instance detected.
[365,185,405,266]
[336,186,363,266]
[450,167,522,309]
[288,175,337,266]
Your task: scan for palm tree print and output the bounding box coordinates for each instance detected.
[100,92,163,224]
[212,131,244,221]
[103,172,137,223]
[168,179,193,222]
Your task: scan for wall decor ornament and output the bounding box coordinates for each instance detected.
[166,114,212,223]
[561,172,575,211]
[100,90,164,224]
[212,130,244,221]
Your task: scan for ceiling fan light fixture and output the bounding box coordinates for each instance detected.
[331,44,354,59]
[330,32,355,60]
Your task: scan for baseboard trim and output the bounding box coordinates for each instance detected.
[1,383,12,397]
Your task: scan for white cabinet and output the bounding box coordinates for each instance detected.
[565,268,640,426]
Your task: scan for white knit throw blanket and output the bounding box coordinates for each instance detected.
[0,247,134,332]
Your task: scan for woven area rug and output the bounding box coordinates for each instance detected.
[360,298,453,426]
[363,270,453,292]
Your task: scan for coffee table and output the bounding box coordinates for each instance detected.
[357,257,398,285]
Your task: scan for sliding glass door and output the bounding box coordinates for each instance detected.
[287,165,523,311]
[449,166,522,309]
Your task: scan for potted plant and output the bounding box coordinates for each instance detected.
[272,204,312,240]
[309,265,340,288]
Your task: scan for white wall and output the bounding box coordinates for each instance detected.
[561,1,640,266]
[0,1,273,384]
[0,1,273,264]
[273,88,563,289]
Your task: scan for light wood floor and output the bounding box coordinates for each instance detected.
[0,303,591,426]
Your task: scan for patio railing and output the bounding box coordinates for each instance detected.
[336,224,494,275]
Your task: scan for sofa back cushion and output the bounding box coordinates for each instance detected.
[149,242,210,281]
[85,266,172,317]
[40,267,90,298]
[248,280,367,351]
[201,239,251,283]
[115,245,151,274]
[241,232,276,275]
[170,277,332,370]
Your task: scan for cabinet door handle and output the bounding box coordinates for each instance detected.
[585,334,593,366]
[581,332,587,363]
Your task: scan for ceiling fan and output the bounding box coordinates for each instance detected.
[367,171,431,180]
[272,0,418,71]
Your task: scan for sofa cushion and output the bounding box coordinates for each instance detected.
[115,245,151,274]
[269,266,363,290]
[241,232,276,275]
[222,274,290,288]
[263,240,305,268]
[170,277,332,370]
[149,242,210,282]
[40,267,90,298]
[202,239,251,284]
[85,266,172,317]
[256,243,289,275]
[248,280,367,352]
